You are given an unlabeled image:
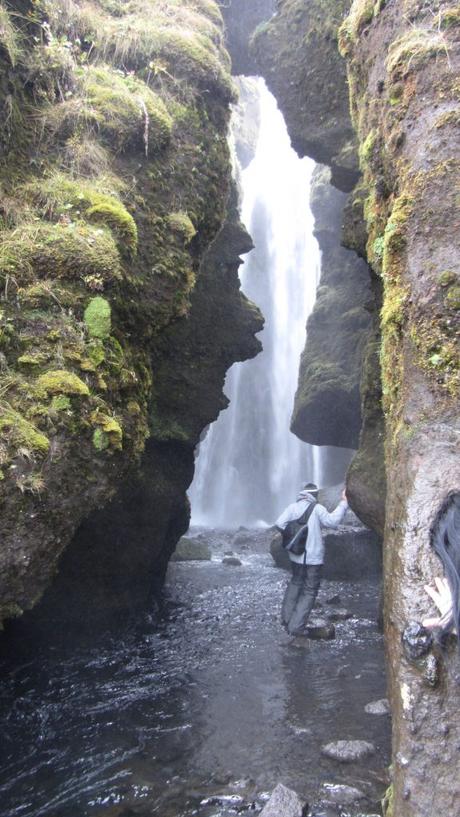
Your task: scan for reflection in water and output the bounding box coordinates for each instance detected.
[0,532,390,817]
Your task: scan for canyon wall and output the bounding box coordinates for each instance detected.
[253,0,460,813]
[340,3,460,814]
[0,0,262,628]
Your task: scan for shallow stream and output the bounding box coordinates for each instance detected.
[0,530,390,817]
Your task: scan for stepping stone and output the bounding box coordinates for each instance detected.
[170,537,211,561]
[259,783,305,817]
[365,698,390,715]
[222,556,242,566]
[306,618,336,640]
[320,783,366,804]
[321,740,375,762]
[326,608,353,621]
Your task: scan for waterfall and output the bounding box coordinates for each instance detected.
[189,79,322,528]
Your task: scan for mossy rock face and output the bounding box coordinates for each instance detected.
[0,0,263,632]
[339,2,460,815]
[291,166,372,449]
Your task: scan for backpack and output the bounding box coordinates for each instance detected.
[282,502,317,556]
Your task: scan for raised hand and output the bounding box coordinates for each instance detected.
[422,576,456,632]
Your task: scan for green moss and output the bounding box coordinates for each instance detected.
[36,370,90,397]
[93,427,109,451]
[95,5,234,101]
[438,270,457,287]
[382,195,414,275]
[51,395,71,411]
[387,28,450,79]
[84,296,111,339]
[359,129,377,167]
[17,353,48,367]
[26,173,137,255]
[167,212,197,244]
[338,0,375,56]
[382,783,394,816]
[91,411,123,449]
[0,407,49,455]
[82,65,173,154]
[372,235,385,260]
[381,284,408,333]
[446,285,460,309]
[0,221,122,288]
[0,3,21,66]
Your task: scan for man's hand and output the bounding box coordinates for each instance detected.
[422,576,455,632]
[341,489,347,502]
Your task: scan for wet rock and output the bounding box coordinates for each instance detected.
[306,619,336,640]
[365,699,390,716]
[170,537,211,562]
[288,636,311,650]
[320,782,366,804]
[310,806,340,817]
[322,527,382,581]
[326,594,342,605]
[401,621,432,661]
[423,654,440,688]
[269,530,291,571]
[321,740,375,763]
[326,608,353,622]
[233,531,253,548]
[259,782,305,817]
[222,556,242,567]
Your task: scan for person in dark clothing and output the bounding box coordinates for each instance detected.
[275,482,348,636]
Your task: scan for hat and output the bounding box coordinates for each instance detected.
[302,482,319,494]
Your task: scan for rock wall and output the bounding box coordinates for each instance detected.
[251,0,459,811]
[338,2,460,813]
[291,165,372,451]
[0,0,262,628]
[218,0,276,76]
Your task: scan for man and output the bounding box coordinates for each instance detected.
[275,482,348,636]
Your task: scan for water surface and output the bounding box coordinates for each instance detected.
[0,530,390,817]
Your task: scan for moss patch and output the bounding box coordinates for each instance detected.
[84,296,111,339]
[0,407,49,455]
[36,370,90,397]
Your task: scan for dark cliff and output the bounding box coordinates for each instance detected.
[0,0,262,628]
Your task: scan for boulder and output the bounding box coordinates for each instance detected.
[321,740,375,763]
[305,619,336,640]
[326,608,353,622]
[269,529,290,570]
[222,556,242,567]
[320,783,366,804]
[259,783,305,817]
[364,699,390,716]
[170,537,211,562]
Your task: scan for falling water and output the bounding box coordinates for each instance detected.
[189,79,322,527]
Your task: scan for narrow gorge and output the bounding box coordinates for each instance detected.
[0,1,459,817]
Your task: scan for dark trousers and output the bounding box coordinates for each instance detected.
[281,562,322,635]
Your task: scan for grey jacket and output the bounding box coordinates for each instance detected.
[275,492,348,565]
